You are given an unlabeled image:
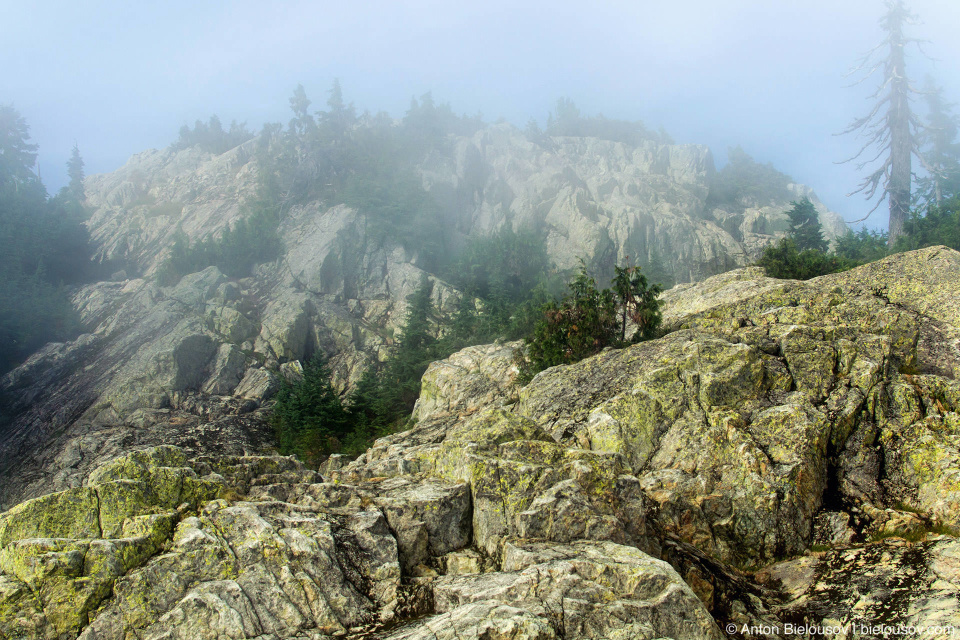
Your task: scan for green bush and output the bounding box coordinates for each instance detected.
[523,261,662,376]
[756,238,848,280]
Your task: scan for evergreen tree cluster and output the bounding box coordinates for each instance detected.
[524,261,662,376]
[757,195,960,281]
[173,116,254,155]
[0,105,93,374]
[273,277,446,461]
[896,197,960,252]
[444,227,563,344]
[707,146,795,210]
[157,202,282,285]
[756,198,848,280]
[272,355,350,463]
[537,98,673,146]
[262,83,484,271]
[273,254,666,461]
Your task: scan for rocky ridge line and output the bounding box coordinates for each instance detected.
[2,247,960,638]
[0,126,847,508]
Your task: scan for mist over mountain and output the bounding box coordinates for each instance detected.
[3,3,960,638]
[1,92,847,481]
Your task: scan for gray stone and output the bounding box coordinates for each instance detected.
[234,367,280,404]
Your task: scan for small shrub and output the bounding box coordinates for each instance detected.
[756,238,848,280]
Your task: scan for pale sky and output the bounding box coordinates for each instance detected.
[3,0,959,230]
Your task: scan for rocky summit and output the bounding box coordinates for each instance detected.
[2,246,960,639]
[0,127,845,509]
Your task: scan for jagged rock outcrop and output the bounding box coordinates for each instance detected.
[3,247,960,638]
[83,126,845,286]
[422,127,846,281]
[0,126,842,511]
[0,445,720,640]
[0,125,846,509]
[335,246,960,634]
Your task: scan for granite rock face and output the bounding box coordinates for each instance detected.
[1,125,843,510]
[0,446,720,640]
[4,247,960,638]
[421,126,846,283]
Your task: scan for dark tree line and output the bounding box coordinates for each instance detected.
[273,247,666,462]
[173,116,254,155]
[0,105,93,374]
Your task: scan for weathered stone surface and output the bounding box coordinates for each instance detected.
[508,330,828,567]
[0,444,721,640]
[1,123,845,513]
[413,341,522,424]
[371,476,472,572]
[0,448,406,640]
[385,602,557,640]
[0,401,276,512]
[425,540,722,640]
[233,366,280,403]
[759,538,960,637]
[0,448,226,638]
[6,161,960,640]
[201,343,248,395]
[333,246,960,634]
[421,126,845,282]
[812,511,857,547]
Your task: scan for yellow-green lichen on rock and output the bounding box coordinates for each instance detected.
[0,488,102,547]
[0,446,227,638]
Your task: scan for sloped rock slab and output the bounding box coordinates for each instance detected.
[388,540,722,640]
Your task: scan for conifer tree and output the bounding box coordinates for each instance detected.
[786,197,829,253]
[917,80,960,206]
[611,263,662,344]
[288,84,315,139]
[0,104,40,193]
[321,78,356,144]
[272,354,349,461]
[839,0,924,244]
[67,143,85,202]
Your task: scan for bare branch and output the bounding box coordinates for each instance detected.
[843,196,886,223]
